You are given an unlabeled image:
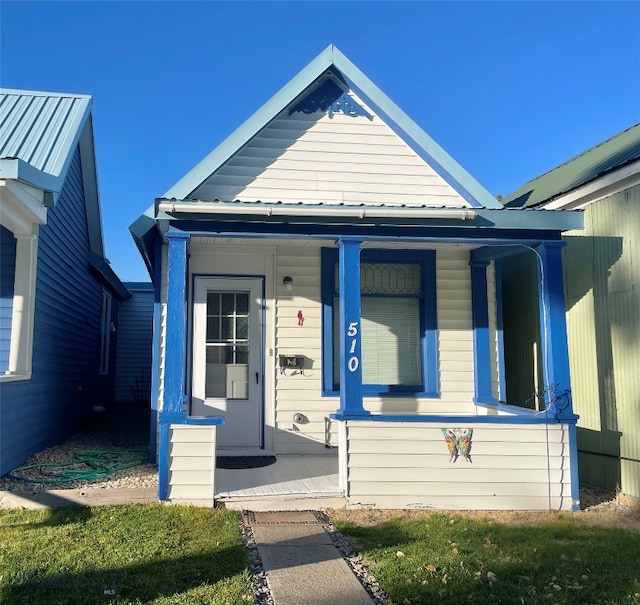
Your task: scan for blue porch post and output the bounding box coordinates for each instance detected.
[535,241,574,417]
[470,259,497,404]
[158,231,190,500]
[335,237,369,419]
[536,240,579,511]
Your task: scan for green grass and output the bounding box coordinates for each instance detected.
[0,504,253,605]
[332,512,640,605]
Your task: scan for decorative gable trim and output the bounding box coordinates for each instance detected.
[289,79,373,120]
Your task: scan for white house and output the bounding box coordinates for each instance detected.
[130,46,583,511]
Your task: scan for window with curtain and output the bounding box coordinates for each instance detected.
[321,248,438,396]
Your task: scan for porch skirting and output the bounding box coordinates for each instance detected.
[339,418,578,511]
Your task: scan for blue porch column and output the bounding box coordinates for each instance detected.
[535,241,574,417]
[335,237,369,419]
[159,231,190,501]
[470,259,497,404]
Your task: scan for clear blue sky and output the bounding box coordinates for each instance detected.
[2,1,638,282]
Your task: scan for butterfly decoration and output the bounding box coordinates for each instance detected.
[441,428,473,463]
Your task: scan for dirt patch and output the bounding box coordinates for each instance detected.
[328,488,640,534]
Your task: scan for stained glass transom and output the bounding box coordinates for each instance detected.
[334,263,421,295]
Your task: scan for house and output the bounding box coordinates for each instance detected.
[501,123,640,502]
[0,88,129,477]
[130,46,584,510]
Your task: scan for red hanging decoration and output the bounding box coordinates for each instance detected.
[297,310,304,326]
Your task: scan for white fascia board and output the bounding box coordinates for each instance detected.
[158,201,477,221]
[0,179,47,233]
[541,159,640,210]
[0,158,60,203]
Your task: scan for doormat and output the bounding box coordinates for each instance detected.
[216,456,277,469]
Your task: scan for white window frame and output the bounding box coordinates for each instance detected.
[0,179,47,382]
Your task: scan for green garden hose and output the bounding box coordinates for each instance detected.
[9,450,148,484]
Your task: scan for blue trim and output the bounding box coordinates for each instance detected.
[158,422,169,501]
[329,412,575,424]
[321,248,335,396]
[470,260,496,404]
[494,259,507,403]
[336,237,367,418]
[568,422,581,511]
[321,247,439,397]
[149,236,162,463]
[168,219,570,242]
[164,232,190,413]
[535,241,574,418]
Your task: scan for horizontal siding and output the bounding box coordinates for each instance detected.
[167,425,215,503]
[0,148,109,475]
[275,247,334,453]
[115,287,153,403]
[437,249,475,403]
[345,422,573,511]
[191,93,470,208]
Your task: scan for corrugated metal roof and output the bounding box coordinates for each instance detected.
[503,123,640,208]
[0,88,92,178]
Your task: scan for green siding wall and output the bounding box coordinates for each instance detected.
[563,184,640,498]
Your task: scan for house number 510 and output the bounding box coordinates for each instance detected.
[347,321,360,372]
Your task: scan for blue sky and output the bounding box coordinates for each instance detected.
[2,1,638,282]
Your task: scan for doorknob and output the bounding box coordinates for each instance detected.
[256,372,259,384]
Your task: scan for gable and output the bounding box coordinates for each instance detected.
[189,75,472,208]
[163,47,501,210]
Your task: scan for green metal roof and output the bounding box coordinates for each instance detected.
[503,123,640,208]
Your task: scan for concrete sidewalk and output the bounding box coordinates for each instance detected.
[245,510,374,605]
[0,487,157,509]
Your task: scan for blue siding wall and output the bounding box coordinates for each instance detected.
[115,284,153,404]
[0,225,16,373]
[0,148,113,476]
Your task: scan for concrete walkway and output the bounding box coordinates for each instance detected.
[245,510,374,605]
[0,487,156,509]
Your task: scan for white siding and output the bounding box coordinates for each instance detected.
[190,92,471,208]
[343,421,573,510]
[275,246,337,453]
[167,425,216,505]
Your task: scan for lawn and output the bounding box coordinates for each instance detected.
[331,509,640,605]
[0,504,252,605]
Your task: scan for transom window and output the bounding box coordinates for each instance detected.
[322,248,438,396]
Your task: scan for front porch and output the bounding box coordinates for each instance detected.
[215,454,342,511]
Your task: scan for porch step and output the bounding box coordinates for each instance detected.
[219,493,346,512]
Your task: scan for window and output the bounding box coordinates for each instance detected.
[99,288,112,374]
[321,248,438,396]
[0,225,16,374]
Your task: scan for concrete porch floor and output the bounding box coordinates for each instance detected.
[215,454,345,511]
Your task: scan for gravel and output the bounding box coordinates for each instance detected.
[0,403,158,493]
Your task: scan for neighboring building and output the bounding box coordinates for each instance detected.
[0,88,129,476]
[502,123,640,501]
[115,282,154,405]
[131,46,584,510]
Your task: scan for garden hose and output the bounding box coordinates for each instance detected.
[8,449,148,484]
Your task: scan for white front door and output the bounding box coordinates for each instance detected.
[192,277,263,448]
